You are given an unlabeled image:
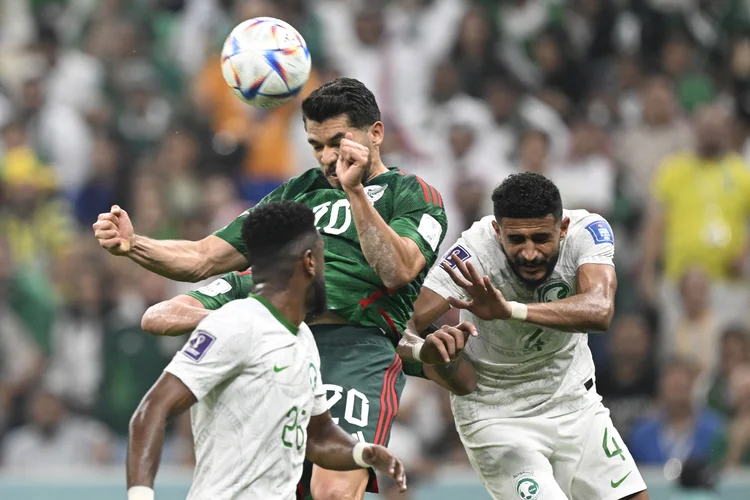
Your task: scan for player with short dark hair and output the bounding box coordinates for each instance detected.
[95,77,462,499]
[399,173,649,500]
[127,202,407,500]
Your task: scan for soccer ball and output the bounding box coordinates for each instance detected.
[220,17,311,108]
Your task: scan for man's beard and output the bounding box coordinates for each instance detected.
[306,273,328,317]
[500,244,560,289]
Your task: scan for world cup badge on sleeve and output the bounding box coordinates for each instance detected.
[182,331,217,362]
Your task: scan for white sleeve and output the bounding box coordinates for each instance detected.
[572,215,615,268]
[164,312,250,401]
[423,234,485,302]
[309,345,328,417]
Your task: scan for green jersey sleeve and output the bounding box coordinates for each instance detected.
[212,183,288,257]
[389,175,448,268]
[184,271,255,310]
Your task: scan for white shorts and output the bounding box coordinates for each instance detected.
[456,401,647,500]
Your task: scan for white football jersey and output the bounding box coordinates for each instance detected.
[424,210,614,423]
[164,296,327,500]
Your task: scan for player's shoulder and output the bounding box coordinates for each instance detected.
[283,167,327,192]
[461,215,497,245]
[388,168,444,208]
[564,209,615,246]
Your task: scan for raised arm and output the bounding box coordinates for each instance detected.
[445,256,617,332]
[93,205,247,282]
[305,411,406,492]
[337,135,445,288]
[127,372,196,497]
[346,184,425,288]
[141,272,252,336]
[141,295,210,337]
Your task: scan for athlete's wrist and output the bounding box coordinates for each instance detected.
[342,184,366,198]
[352,441,371,468]
[411,342,423,362]
[508,301,528,321]
[127,486,154,500]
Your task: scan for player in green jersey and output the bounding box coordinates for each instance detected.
[141,269,477,395]
[93,78,466,499]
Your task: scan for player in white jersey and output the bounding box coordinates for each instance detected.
[126,202,406,500]
[398,173,648,500]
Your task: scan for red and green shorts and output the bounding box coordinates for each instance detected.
[297,324,408,499]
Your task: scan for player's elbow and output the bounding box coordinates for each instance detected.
[451,377,477,396]
[383,269,416,290]
[141,305,167,335]
[590,301,615,332]
[129,396,158,436]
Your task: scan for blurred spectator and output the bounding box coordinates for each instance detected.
[614,76,693,204]
[669,269,724,374]
[0,388,111,469]
[73,131,128,227]
[33,24,105,117]
[0,239,43,432]
[547,120,615,215]
[17,73,93,195]
[660,31,716,113]
[707,327,750,417]
[596,314,658,439]
[533,28,588,110]
[641,104,750,335]
[629,358,724,465]
[450,7,504,99]
[711,364,750,467]
[0,121,74,269]
[96,270,179,438]
[516,128,550,176]
[45,260,112,411]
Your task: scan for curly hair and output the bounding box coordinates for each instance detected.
[491,172,563,221]
[302,77,381,129]
[241,201,319,277]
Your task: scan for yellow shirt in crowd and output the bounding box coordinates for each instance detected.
[653,152,750,280]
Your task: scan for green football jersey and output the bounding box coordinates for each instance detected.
[213,167,448,342]
[185,269,255,309]
[184,268,426,378]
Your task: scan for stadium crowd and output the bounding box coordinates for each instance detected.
[1,0,750,495]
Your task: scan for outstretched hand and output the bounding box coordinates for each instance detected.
[363,444,407,492]
[442,253,512,321]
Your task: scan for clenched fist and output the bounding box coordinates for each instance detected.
[92,205,135,256]
[336,132,370,192]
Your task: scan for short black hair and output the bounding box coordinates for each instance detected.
[241,201,319,281]
[492,172,563,222]
[302,77,381,129]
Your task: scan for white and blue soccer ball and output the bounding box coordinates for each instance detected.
[220,17,311,108]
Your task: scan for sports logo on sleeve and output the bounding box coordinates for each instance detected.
[442,245,471,268]
[585,220,614,245]
[181,331,216,362]
[418,213,443,251]
[196,278,232,297]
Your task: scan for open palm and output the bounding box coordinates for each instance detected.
[443,254,512,321]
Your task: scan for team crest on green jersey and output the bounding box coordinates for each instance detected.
[536,280,572,303]
[363,185,387,204]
